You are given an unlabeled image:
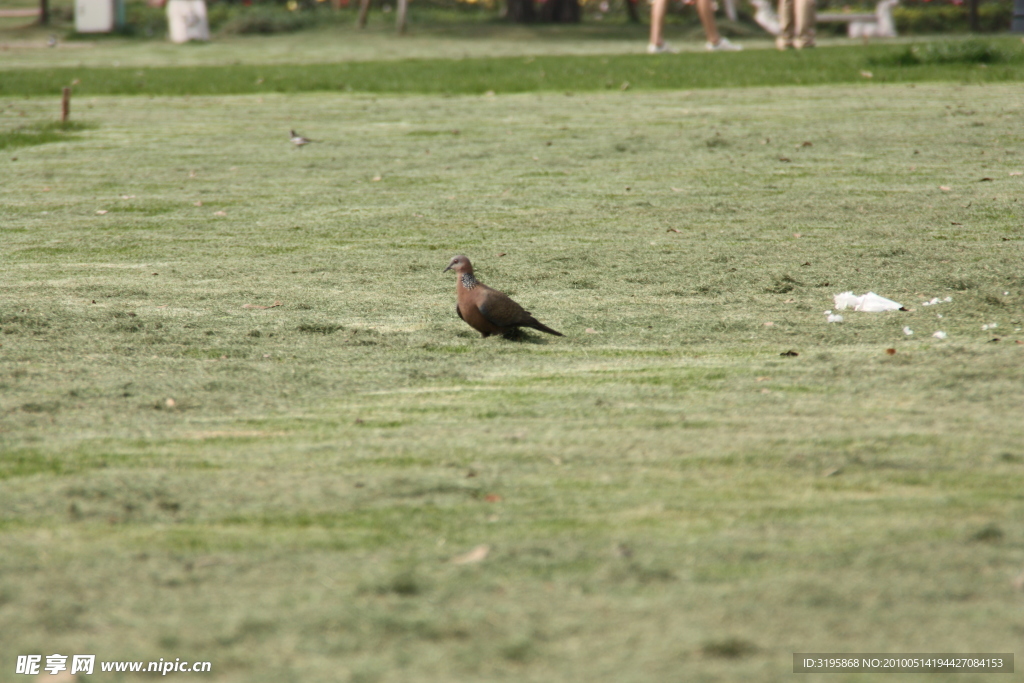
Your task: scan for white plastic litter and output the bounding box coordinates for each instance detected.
[834,291,903,312]
[933,331,947,339]
[827,314,843,323]
[982,323,998,331]
[903,326,914,336]
[921,296,953,306]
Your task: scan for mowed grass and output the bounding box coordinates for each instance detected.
[1,78,1024,682]
[2,37,1024,97]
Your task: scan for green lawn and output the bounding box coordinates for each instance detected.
[1,32,1024,683]
[2,37,1023,96]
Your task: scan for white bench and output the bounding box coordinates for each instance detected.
[751,0,899,38]
[819,0,898,37]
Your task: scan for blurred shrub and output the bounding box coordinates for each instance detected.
[104,0,1017,38]
[122,3,168,36]
[893,2,1011,33]
[216,5,321,33]
[868,38,1016,64]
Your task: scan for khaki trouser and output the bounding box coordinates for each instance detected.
[776,0,816,48]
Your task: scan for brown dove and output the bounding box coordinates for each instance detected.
[443,255,563,338]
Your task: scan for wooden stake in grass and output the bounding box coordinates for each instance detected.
[61,86,70,123]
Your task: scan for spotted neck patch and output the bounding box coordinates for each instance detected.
[461,273,478,290]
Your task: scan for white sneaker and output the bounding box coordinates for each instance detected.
[706,37,742,51]
[647,42,677,54]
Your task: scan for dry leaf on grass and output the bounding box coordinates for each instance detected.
[886,348,896,355]
[585,328,599,334]
[451,544,490,565]
[242,301,282,310]
[666,228,681,233]
[96,209,108,215]
[939,186,952,192]
[484,494,502,503]
[213,211,227,216]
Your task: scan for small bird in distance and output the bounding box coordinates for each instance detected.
[290,130,316,147]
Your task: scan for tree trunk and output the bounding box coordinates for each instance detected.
[539,0,579,22]
[506,0,535,22]
[625,0,640,23]
[356,0,371,27]
[396,0,407,33]
[968,0,979,30]
[39,0,48,25]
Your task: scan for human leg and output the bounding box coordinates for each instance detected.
[794,0,816,48]
[776,0,794,48]
[649,0,668,49]
[695,0,722,46]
